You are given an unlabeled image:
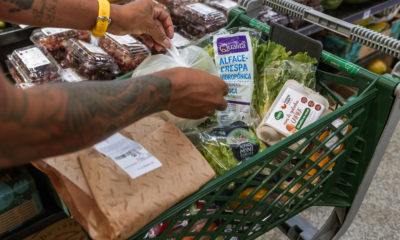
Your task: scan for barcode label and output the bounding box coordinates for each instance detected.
[94,133,162,179]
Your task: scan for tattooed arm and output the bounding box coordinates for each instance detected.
[0,0,173,49]
[0,67,228,168]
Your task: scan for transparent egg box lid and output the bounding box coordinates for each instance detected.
[7,46,62,84]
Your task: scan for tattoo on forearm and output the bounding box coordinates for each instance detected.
[45,0,57,21]
[4,0,34,12]
[32,0,46,20]
[0,75,171,166]
[4,0,58,23]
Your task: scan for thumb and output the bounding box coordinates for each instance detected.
[149,21,171,48]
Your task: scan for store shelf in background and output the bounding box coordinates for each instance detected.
[2,210,67,240]
[0,26,36,46]
[297,0,400,36]
[1,166,69,240]
[356,51,387,67]
[322,17,400,62]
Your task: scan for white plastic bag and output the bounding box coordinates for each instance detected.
[132,45,218,77]
[132,45,218,130]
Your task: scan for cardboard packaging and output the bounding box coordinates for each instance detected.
[0,167,43,236]
[24,217,88,240]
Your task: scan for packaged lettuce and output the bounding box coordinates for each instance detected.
[196,28,261,126]
[255,41,318,119]
[190,121,266,175]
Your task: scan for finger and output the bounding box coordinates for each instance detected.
[214,77,228,96]
[207,108,216,117]
[154,6,174,39]
[154,43,163,52]
[149,20,171,48]
[222,83,229,96]
[152,7,173,46]
[216,99,228,111]
[140,34,155,48]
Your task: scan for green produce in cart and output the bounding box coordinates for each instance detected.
[254,41,318,119]
[196,121,267,175]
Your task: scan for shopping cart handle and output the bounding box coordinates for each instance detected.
[239,0,400,59]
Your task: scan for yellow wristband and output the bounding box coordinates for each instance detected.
[92,0,111,37]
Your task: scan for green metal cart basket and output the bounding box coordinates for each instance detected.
[101,1,400,239]
[113,3,400,240]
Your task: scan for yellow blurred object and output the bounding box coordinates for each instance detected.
[366,59,388,75]
[279,182,302,203]
[229,174,321,210]
[354,17,371,27]
[0,21,5,28]
[368,22,389,33]
[306,120,352,176]
[229,187,269,210]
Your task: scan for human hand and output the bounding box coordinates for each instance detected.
[109,0,173,51]
[154,67,228,119]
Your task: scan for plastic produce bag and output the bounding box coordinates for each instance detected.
[132,45,218,77]
[132,45,218,130]
[188,121,267,175]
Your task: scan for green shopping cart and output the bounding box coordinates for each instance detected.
[114,2,400,240]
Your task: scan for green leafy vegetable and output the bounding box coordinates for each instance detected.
[254,41,318,118]
[195,125,267,176]
[199,136,239,176]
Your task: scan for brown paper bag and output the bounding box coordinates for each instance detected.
[80,122,216,239]
[34,116,215,239]
[32,158,113,239]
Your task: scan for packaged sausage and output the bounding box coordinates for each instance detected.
[158,0,192,10]
[206,0,238,15]
[63,39,120,80]
[7,46,63,84]
[257,6,290,27]
[174,3,227,38]
[257,80,329,146]
[31,28,91,62]
[98,33,150,73]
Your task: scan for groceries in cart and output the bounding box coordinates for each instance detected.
[256,80,329,147]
